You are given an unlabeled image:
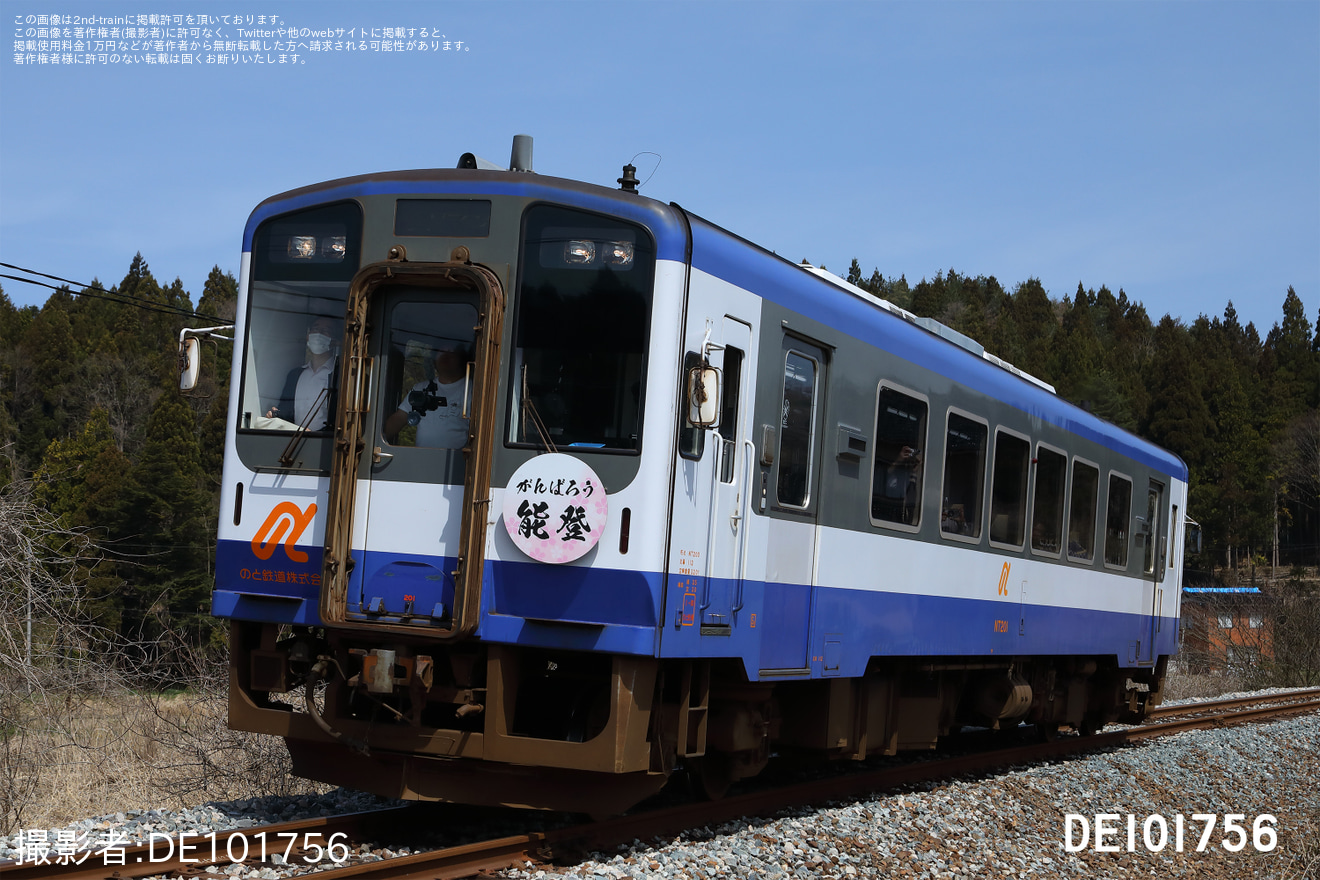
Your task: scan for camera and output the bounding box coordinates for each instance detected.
[406,388,447,425]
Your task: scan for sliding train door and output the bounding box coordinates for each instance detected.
[1139,479,1166,664]
[758,335,828,674]
[700,317,754,632]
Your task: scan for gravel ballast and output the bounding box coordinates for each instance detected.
[500,709,1319,880]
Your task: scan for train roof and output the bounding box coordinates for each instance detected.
[242,168,686,258]
[243,164,1187,482]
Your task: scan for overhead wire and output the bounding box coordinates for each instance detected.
[0,261,224,323]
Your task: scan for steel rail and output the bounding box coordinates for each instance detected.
[1145,687,1320,720]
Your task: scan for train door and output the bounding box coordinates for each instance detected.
[349,291,479,626]
[758,336,827,673]
[321,264,504,638]
[700,318,753,632]
[1139,479,1167,664]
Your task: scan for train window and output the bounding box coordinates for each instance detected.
[380,300,479,450]
[777,350,818,508]
[240,201,362,436]
[1104,473,1133,568]
[870,385,927,529]
[508,205,656,452]
[1142,483,1164,576]
[1030,445,1066,556]
[1067,459,1100,562]
[1169,504,1179,569]
[989,429,1030,548]
[941,411,987,540]
[719,347,744,484]
[677,352,705,461]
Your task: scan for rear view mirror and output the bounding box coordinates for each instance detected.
[686,365,721,427]
[179,337,201,391]
[176,324,234,393]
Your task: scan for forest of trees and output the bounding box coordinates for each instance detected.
[0,254,1316,656]
[0,256,236,655]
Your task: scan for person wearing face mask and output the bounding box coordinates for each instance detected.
[267,316,339,430]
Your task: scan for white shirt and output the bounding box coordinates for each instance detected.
[397,377,469,448]
[295,357,336,430]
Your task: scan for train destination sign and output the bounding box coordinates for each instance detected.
[502,453,608,564]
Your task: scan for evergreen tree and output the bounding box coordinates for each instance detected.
[14,299,80,467]
[846,258,863,287]
[909,271,947,318]
[121,394,213,652]
[1052,285,1104,403]
[1012,278,1056,378]
[32,409,132,629]
[1145,316,1213,467]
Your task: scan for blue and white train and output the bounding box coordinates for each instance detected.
[188,136,1187,813]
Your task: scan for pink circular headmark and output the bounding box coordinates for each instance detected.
[502,453,609,564]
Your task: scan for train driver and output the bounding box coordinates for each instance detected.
[266,316,339,431]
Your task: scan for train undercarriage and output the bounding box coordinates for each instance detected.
[230,620,1168,815]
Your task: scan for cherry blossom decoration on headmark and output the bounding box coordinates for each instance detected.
[503,453,609,564]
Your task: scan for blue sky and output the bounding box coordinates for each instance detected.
[2,1,1316,335]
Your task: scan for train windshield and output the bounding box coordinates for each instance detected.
[508,205,656,452]
[237,202,363,434]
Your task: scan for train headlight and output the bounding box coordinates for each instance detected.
[564,239,596,264]
[602,240,634,267]
[288,236,317,259]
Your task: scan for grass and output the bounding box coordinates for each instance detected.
[2,684,329,834]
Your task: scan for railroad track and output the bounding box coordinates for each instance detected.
[1145,686,1320,721]
[6,688,1318,880]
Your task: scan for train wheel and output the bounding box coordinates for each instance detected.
[1035,721,1060,743]
[1079,714,1103,736]
[690,753,733,801]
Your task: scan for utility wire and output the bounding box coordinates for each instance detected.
[1,261,205,317]
[0,274,217,322]
[0,261,223,323]
[1,261,219,321]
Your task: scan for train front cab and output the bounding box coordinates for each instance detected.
[222,183,698,814]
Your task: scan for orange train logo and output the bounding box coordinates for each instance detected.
[251,502,317,563]
[997,561,1011,596]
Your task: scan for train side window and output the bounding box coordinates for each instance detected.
[1169,504,1178,569]
[677,351,705,461]
[940,411,987,541]
[719,347,744,483]
[1067,459,1099,562]
[1143,482,1164,576]
[870,384,928,529]
[989,429,1030,548]
[1104,473,1133,568]
[1030,444,1066,556]
[776,350,818,508]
